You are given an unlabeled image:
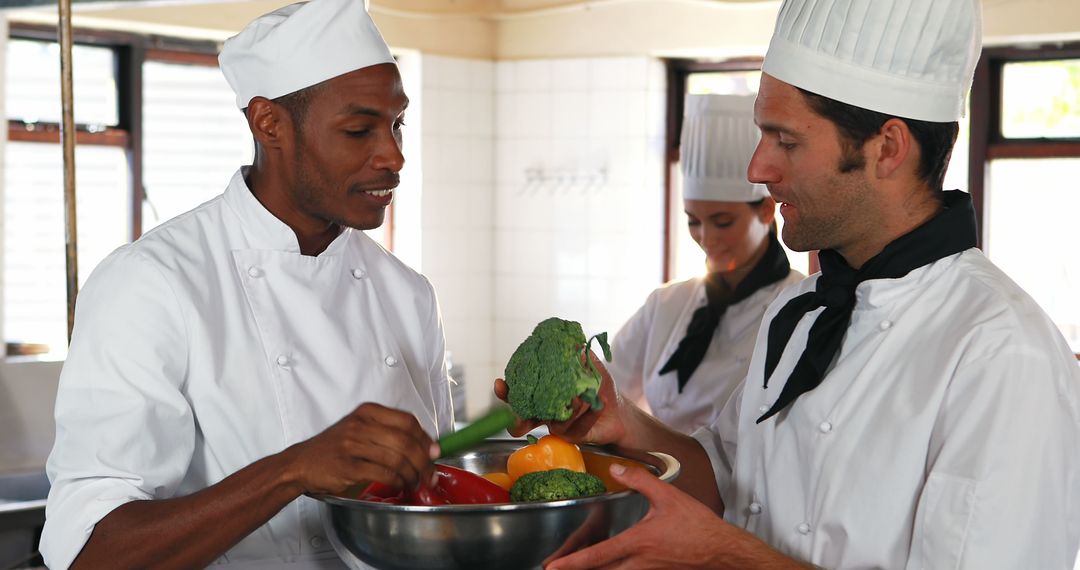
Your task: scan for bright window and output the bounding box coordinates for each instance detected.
[3,143,130,353]
[1001,59,1080,139]
[142,60,253,230]
[987,160,1080,350]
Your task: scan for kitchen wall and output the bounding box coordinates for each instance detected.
[414,54,667,420]
[491,56,666,392]
[418,54,498,420]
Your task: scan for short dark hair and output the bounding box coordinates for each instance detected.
[796,88,959,191]
[273,84,323,129]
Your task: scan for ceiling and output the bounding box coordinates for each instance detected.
[0,0,767,15]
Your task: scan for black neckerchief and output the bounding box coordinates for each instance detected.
[757,190,978,423]
[659,232,791,393]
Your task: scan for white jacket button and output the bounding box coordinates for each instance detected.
[247,266,263,278]
[749,502,763,514]
[758,405,769,414]
[818,421,833,433]
[797,522,811,535]
[351,268,367,279]
[384,355,398,367]
[310,535,325,548]
[879,320,893,331]
[276,355,289,367]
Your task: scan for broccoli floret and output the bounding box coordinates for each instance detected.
[510,468,607,502]
[504,317,612,421]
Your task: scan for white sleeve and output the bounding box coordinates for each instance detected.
[608,290,659,412]
[419,275,454,436]
[40,247,194,570]
[905,333,1080,569]
[691,380,742,507]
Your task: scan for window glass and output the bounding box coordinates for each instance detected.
[1001,59,1080,139]
[4,143,131,356]
[672,70,809,281]
[141,60,392,248]
[686,71,761,96]
[986,158,1080,351]
[5,39,119,126]
[142,61,252,230]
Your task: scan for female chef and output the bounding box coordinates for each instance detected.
[607,94,803,434]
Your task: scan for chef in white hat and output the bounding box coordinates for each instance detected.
[510,0,1080,568]
[608,94,802,435]
[41,1,453,568]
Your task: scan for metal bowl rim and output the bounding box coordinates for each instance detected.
[310,442,680,512]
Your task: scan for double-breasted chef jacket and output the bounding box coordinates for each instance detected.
[695,248,1080,569]
[610,271,803,434]
[41,168,454,569]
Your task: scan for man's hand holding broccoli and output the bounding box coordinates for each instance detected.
[503,317,611,421]
[494,317,633,447]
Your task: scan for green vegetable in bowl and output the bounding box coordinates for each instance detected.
[504,317,612,421]
[510,468,608,502]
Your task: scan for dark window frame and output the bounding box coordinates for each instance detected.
[5,23,218,356]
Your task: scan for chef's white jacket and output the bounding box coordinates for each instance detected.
[695,248,1080,569]
[41,169,454,569]
[609,271,803,434]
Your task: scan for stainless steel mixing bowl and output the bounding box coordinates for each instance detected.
[314,439,680,570]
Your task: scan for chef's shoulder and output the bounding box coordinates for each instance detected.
[122,194,229,266]
[946,249,1077,369]
[349,231,438,299]
[649,276,705,306]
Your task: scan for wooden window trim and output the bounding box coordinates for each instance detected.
[8,121,130,146]
[969,41,1080,248]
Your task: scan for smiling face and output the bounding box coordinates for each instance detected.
[747,73,879,256]
[277,63,408,233]
[685,198,774,274]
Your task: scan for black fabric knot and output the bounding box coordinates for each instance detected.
[821,285,853,308]
[659,232,791,393]
[757,191,979,423]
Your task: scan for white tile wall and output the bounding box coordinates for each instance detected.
[420,56,498,420]
[492,56,667,374]
[246,54,669,424]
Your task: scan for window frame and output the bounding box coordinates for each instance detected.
[4,24,219,356]
[968,41,1080,248]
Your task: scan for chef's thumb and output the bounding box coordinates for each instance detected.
[608,463,667,505]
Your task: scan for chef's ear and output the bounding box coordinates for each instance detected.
[873,117,913,181]
[246,96,293,151]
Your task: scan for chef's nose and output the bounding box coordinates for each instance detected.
[372,132,405,173]
[747,139,780,185]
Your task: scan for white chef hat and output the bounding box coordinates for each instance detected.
[680,94,769,203]
[761,0,982,122]
[219,0,396,109]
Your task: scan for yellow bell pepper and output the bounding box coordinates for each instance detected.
[482,472,513,491]
[507,434,586,483]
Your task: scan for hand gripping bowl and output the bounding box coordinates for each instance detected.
[313,440,680,570]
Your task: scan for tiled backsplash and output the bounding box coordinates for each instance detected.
[418,54,667,421]
[492,56,666,403]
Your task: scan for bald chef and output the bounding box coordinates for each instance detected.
[40,0,452,568]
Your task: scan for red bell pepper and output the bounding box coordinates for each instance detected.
[432,464,510,504]
[356,464,510,506]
